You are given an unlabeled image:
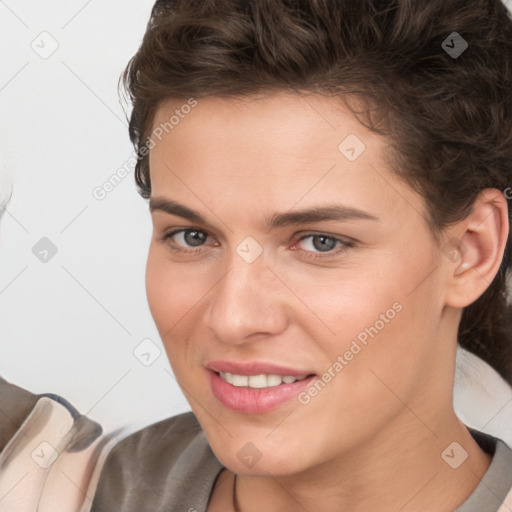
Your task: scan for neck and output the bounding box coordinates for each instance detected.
[230,410,491,512]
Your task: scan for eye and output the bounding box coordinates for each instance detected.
[161,228,213,254]
[294,233,354,259]
[160,228,354,260]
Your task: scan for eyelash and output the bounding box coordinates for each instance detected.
[160,228,355,260]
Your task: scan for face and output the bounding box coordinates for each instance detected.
[146,92,454,476]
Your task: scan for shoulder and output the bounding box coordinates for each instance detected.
[0,376,103,453]
[0,376,105,512]
[105,409,205,459]
[91,411,224,512]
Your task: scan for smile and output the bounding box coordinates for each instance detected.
[209,370,317,414]
[219,372,309,388]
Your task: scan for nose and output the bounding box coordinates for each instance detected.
[202,251,289,345]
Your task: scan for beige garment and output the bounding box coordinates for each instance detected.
[0,396,114,512]
[498,489,512,512]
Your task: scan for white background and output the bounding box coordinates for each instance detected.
[1,0,512,445]
[0,0,190,434]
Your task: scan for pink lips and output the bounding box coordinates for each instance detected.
[206,360,316,414]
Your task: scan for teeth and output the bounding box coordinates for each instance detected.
[232,374,248,387]
[248,375,267,388]
[267,374,282,387]
[219,372,308,388]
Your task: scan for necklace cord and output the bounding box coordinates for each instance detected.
[232,473,240,512]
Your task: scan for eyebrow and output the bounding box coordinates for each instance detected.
[149,197,379,230]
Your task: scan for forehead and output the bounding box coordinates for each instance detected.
[149,92,384,179]
[151,92,370,143]
[147,92,426,230]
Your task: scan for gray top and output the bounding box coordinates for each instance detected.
[456,428,512,512]
[90,411,512,512]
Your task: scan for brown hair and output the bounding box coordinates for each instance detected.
[121,0,512,384]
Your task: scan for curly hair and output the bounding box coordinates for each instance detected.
[121,0,512,384]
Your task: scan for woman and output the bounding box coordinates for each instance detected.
[88,0,512,510]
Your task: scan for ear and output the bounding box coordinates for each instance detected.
[443,189,510,308]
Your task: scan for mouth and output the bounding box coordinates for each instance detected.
[216,371,313,388]
[206,362,318,414]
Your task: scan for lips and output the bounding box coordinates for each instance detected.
[205,360,317,414]
[206,360,315,377]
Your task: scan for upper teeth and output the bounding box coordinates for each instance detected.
[219,372,308,388]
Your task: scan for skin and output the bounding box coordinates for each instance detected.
[145,92,509,512]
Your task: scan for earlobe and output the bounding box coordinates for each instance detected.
[444,189,509,308]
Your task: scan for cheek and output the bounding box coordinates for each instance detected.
[307,253,438,384]
[145,246,194,337]
[145,246,170,329]
[145,244,213,357]
[145,248,191,372]
[328,268,442,413]
[293,267,401,346]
